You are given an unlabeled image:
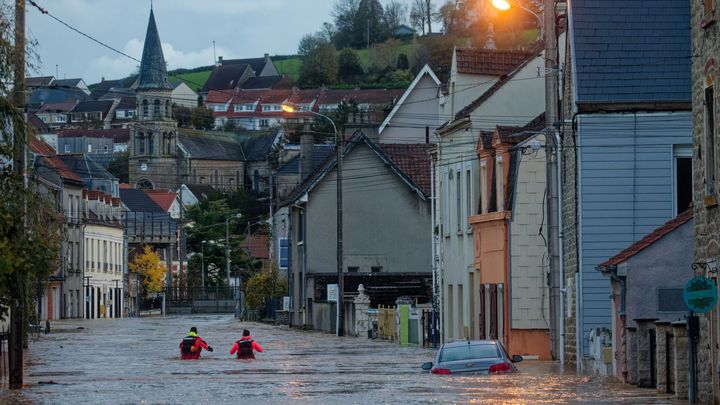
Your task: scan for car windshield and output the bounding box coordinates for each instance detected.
[439,343,500,362]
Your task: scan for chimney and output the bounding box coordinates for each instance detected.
[217,56,223,67]
[300,124,314,181]
[264,53,270,64]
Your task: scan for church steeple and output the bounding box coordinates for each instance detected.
[137,8,171,90]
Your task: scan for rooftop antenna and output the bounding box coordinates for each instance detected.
[55,64,58,78]
[213,40,216,64]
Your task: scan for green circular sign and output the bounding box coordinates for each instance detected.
[683,276,718,313]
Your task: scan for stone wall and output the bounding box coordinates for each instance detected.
[654,322,671,394]
[691,0,720,402]
[672,321,689,400]
[560,30,579,367]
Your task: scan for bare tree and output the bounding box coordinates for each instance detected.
[410,0,428,35]
[384,0,409,35]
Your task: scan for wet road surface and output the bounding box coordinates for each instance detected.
[0,315,683,404]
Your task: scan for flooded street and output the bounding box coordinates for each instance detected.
[1,315,682,404]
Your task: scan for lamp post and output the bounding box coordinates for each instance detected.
[282,102,344,337]
[490,0,543,40]
[201,240,207,288]
[83,276,92,319]
[226,213,242,287]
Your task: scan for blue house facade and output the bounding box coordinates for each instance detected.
[561,0,692,368]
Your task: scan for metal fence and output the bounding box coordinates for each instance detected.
[421,309,440,348]
[377,305,397,341]
[165,287,240,314]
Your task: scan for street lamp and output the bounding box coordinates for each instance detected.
[201,240,207,288]
[281,102,345,337]
[490,0,544,40]
[226,213,242,286]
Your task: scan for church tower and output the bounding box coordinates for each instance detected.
[129,7,179,190]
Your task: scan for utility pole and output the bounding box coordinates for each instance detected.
[544,0,563,364]
[336,124,344,337]
[9,0,26,389]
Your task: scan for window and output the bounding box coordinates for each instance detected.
[64,144,71,154]
[705,86,716,195]
[465,166,472,230]
[214,170,219,186]
[496,158,504,210]
[348,266,359,273]
[262,104,272,112]
[674,146,693,214]
[138,133,145,155]
[279,238,288,269]
[260,119,269,127]
[297,209,305,243]
[456,167,462,232]
[56,114,66,123]
[371,266,382,273]
[87,144,92,153]
[480,161,487,214]
[103,145,109,154]
[442,168,449,236]
[142,99,148,118]
[153,99,161,117]
[192,169,197,183]
[273,105,281,111]
[147,133,154,156]
[40,115,48,123]
[253,170,260,191]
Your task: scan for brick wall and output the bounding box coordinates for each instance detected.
[691,0,720,402]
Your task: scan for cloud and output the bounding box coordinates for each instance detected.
[88,38,238,82]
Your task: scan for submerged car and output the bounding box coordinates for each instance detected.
[421,340,523,375]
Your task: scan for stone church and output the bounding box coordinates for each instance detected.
[129,8,280,193]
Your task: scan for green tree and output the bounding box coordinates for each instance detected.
[173,105,193,127]
[129,245,166,296]
[396,53,410,70]
[338,48,364,83]
[191,107,214,130]
[106,151,129,183]
[298,42,338,88]
[244,262,287,313]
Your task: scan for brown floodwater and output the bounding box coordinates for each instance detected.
[0,315,683,404]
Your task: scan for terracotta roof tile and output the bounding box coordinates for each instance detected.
[144,190,178,212]
[29,136,83,183]
[597,209,694,269]
[455,48,535,76]
[379,143,433,195]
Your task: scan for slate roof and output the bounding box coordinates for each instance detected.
[597,209,693,270]
[178,129,246,161]
[30,87,89,106]
[58,154,117,181]
[26,76,54,87]
[185,184,214,200]
[203,64,251,92]
[137,9,172,90]
[58,128,131,143]
[240,75,283,90]
[455,48,535,76]
[120,188,165,213]
[89,77,137,99]
[222,57,267,75]
[570,0,691,106]
[52,78,84,88]
[277,145,335,176]
[237,131,280,161]
[71,100,115,115]
[29,136,83,183]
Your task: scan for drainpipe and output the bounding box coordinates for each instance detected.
[430,156,438,347]
[554,128,565,366]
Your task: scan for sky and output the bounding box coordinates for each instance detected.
[26,0,337,85]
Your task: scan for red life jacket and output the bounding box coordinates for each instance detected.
[236,339,255,359]
[180,336,200,359]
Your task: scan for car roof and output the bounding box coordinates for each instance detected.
[442,340,499,348]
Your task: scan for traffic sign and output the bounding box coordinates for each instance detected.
[683,276,718,313]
